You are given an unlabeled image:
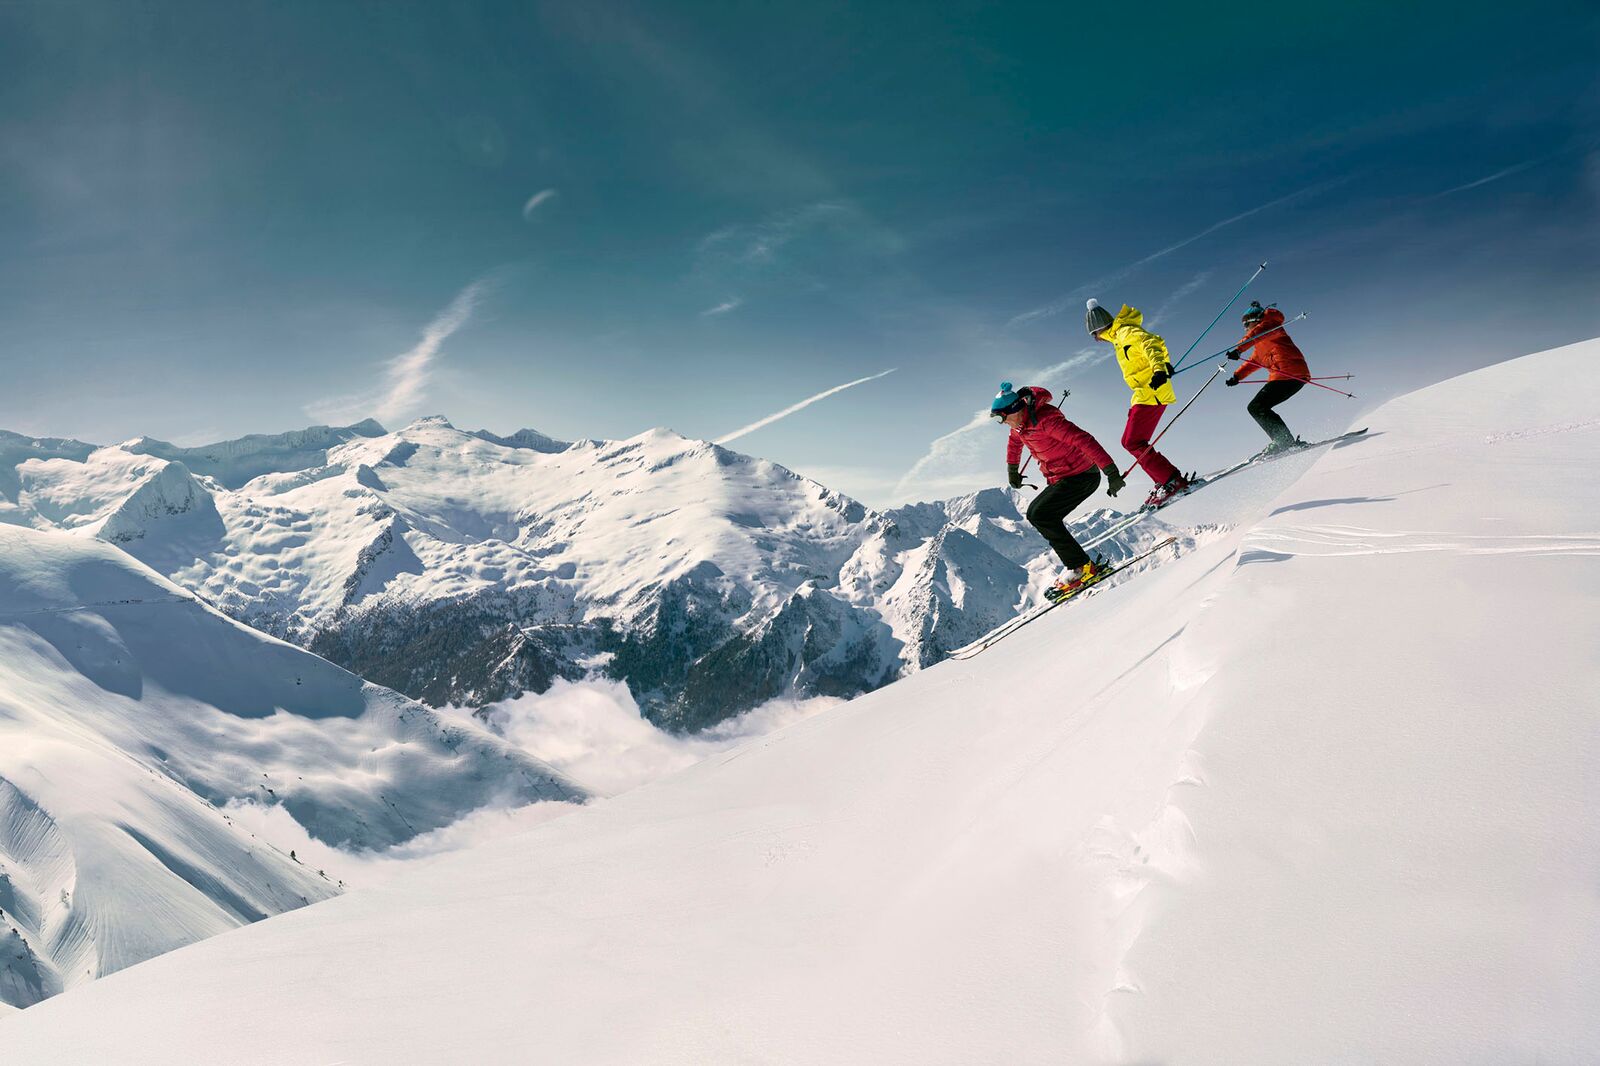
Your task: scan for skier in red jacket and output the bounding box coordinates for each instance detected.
[1225,302,1311,455]
[992,382,1127,599]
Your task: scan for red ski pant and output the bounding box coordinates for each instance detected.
[1121,403,1180,485]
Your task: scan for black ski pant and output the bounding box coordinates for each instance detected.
[1025,467,1100,570]
[1247,379,1305,445]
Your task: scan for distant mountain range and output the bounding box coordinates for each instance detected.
[1,418,1174,730]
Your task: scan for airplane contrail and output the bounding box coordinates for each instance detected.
[716,369,897,445]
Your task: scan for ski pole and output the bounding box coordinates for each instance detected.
[1174,311,1309,376]
[1171,262,1266,374]
[1234,356,1356,398]
[1242,373,1353,382]
[1120,364,1225,479]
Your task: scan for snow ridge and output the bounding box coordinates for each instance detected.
[127,420,387,489]
[0,524,583,1009]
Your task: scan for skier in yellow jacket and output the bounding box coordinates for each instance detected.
[1086,298,1192,507]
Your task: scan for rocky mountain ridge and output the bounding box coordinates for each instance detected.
[1,417,1174,729]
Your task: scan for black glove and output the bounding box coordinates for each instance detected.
[1149,368,1170,389]
[1225,375,1239,387]
[1007,463,1024,489]
[1225,348,1242,361]
[1102,465,1125,498]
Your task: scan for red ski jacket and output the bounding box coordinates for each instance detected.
[1233,308,1309,383]
[1004,388,1115,484]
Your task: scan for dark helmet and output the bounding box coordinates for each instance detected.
[1241,301,1268,325]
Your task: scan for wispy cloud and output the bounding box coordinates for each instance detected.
[694,200,908,291]
[1034,347,1105,381]
[306,278,493,426]
[1007,180,1345,329]
[892,409,995,503]
[521,188,558,220]
[1151,270,1213,324]
[1423,155,1550,200]
[891,351,1105,504]
[697,201,855,266]
[715,368,896,445]
[700,298,742,317]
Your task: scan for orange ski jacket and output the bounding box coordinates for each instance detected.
[1233,308,1310,383]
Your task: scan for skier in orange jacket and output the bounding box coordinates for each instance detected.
[1225,301,1311,455]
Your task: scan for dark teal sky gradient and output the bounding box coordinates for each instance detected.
[3,1,1596,503]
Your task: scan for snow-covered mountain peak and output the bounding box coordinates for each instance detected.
[398,414,456,432]
[470,427,571,453]
[2,409,1163,724]
[124,420,389,490]
[0,430,96,451]
[944,486,1022,523]
[94,461,218,546]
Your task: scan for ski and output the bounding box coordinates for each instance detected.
[1137,428,1370,514]
[1198,427,1369,492]
[1081,507,1155,551]
[1140,474,1208,513]
[1076,428,1367,549]
[947,536,1180,660]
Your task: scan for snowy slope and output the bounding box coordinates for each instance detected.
[5,341,1594,1061]
[2,417,1172,726]
[0,526,579,1010]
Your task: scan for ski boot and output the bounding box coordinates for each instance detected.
[1045,557,1110,603]
[1255,437,1308,461]
[1143,473,1196,511]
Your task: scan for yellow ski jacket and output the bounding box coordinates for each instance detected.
[1102,305,1177,406]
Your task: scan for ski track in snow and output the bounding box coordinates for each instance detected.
[0,594,194,620]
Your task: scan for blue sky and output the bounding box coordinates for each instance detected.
[3,1,1596,506]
